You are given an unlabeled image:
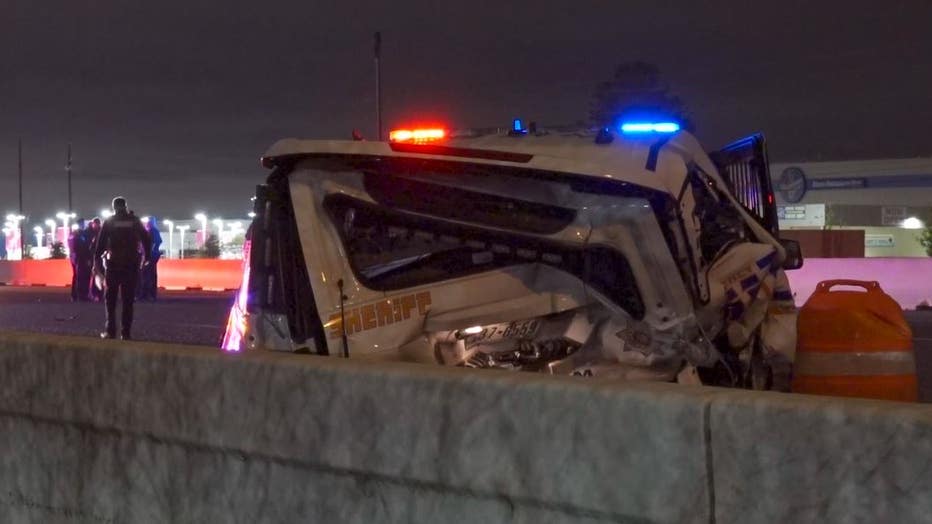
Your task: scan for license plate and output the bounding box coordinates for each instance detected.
[466,319,541,345]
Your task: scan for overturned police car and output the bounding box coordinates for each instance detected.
[222,121,802,390]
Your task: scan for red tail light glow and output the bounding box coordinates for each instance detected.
[388,128,446,143]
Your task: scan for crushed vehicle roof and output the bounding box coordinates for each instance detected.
[261,130,719,195]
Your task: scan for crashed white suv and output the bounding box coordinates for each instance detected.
[222,124,801,390]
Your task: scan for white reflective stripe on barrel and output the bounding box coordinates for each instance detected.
[795,351,915,377]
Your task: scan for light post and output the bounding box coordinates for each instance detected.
[33,226,43,249]
[6,214,25,259]
[56,212,75,247]
[177,224,189,259]
[212,218,224,246]
[66,144,73,212]
[163,220,174,259]
[229,221,245,258]
[194,213,208,247]
[44,219,56,245]
[1,225,10,259]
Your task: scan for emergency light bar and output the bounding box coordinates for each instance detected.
[388,128,446,143]
[620,122,681,134]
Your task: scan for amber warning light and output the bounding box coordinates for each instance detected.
[388,128,446,143]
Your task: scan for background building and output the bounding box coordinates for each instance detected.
[772,157,932,257]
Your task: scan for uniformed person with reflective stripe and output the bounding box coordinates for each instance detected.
[93,197,152,340]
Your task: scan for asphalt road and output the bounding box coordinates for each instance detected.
[0,286,233,347]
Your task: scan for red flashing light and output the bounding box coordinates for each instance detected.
[389,128,446,143]
[767,193,774,205]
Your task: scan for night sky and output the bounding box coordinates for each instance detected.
[3,1,931,221]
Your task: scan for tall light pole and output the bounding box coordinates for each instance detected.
[194,213,207,247]
[212,218,224,245]
[6,215,25,259]
[1,225,10,259]
[163,219,174,259]
[66,143,73,213]
[177,224,189,259]
[374,31,382,141]
[45,219,56,246]
[56,212,75,247]
[18,139,24,259]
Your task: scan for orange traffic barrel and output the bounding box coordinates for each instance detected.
[792,279,917,402]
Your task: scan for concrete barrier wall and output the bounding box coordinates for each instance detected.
[0,259,241,290]
[1,332,930,523]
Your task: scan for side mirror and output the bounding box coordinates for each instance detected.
[779,238,803,270]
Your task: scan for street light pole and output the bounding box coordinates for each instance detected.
[212,218,224,245]
[45,219,56,247]
[56,212,74,248]
[66,143,73,213]
[177,225,189,259]
[163,220,174,259]
[6,215,25,260]
[374,31,382,141]
[18,139,24,259]
[194,213,207,247]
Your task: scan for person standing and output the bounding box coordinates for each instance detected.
[139,217,162,301]
[74,219,93,301]
[86,218,103,302]
[93,197,151,340]
[67,219,89,302]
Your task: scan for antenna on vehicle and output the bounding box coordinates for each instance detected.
[337,279,350,358]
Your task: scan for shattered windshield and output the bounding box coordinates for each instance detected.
[323,189,646,319]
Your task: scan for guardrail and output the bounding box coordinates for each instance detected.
[1,331,929,523]
[0,259,241,290]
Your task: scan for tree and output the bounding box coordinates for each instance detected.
[590,61,692,130]
[203,234,221,259]
[918,225,932,257]
[50,242,67,259]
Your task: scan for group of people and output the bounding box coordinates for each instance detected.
[68,197,162,340]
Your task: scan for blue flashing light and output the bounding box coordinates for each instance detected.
[652,122,680,133]
[620,122,681,134]
[513,118,523,132]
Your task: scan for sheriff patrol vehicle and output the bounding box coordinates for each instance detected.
[222,119,801,389]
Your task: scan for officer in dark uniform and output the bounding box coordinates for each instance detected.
[68,219,92,301]
[139,217,162,301]
[93,197,152,340]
